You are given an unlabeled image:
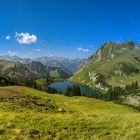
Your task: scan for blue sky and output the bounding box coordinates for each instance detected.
[0,0,140,58]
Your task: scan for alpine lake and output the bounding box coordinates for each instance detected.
[49,80,102,98]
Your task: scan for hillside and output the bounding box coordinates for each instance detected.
[71,41,140,88]
[0,60,71,80]
[0,86,139,139]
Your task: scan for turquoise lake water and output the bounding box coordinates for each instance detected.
[49,80,102,98]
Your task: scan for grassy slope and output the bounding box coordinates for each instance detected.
[71,42,140,87]
[0,86,139,140]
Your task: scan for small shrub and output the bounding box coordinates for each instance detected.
[0,128,5,135]
[29,129,42,138]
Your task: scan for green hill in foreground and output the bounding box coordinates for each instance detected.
[0,86,139,140]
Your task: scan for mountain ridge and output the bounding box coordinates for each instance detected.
[71,41,140,89]
[0,55,85,73]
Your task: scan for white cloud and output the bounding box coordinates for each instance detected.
[32,48,41,52]
[77,47,89,53]
[5,35,11,40]
[8,50,17,56]
[15,32,37,44]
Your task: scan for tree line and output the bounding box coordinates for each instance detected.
[1,76,139,99]
[106,81,139,101]
[65,85,81,96]
[0,76,57,94]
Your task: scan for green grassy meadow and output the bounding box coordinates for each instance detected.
[0,86,139,140]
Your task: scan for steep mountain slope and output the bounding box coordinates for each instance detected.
[0,86,139,139]
[35,56,85,73]
[71,41,140,88]
[0,60,71,80]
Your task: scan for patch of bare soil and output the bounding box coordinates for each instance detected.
[0,88,59,112]
[0,88,26,99]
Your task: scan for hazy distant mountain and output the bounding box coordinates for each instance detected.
[0,55,32,64]
[71,41,140,88]
[35,56,86,73]
[0,55,85,74]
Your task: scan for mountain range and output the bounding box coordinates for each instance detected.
[0,55,85,73]
[0,55,85,80]
[1,41,140,89]
[35,56,85,73]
